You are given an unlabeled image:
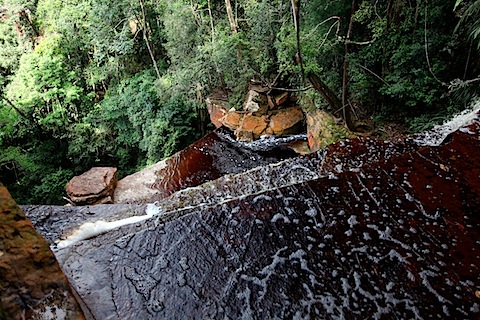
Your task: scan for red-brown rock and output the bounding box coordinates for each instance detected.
[267,91,289,109]
[206,98,228,128]
[0,183,85,319]
[237,114,269,139]
[268,106,304,135]
[220,112,243,131]
[66,167,117,205]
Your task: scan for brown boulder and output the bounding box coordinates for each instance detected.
[66,167,117,205]
[0,183,85,319]
[206,98,228,128]
[220,112,243,131]
[267,91,289,109]
[268,106,304,135]
[306,109,354,152]
[237,114,269,139]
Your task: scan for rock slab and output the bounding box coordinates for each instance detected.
[66,167,117,205]
[29,111,480,319]
[0,182,84,319]
[114,128,298,204]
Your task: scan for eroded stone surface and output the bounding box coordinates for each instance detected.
[206,85,305,141]
[269,106,304,135]
[114,128,298,204]
[27,112,480,319]
[206,98,228,128]
[306,109,354,152]
[0,183,84,319]
[66,167,117,205]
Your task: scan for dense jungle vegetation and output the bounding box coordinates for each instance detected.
[0,0,479,204]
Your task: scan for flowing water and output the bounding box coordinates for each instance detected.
[26,103,480,319]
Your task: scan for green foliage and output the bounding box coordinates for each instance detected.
[0,0,478,204]
[456,0,480,48]
[0,103,17,145]
[0,144,73,204]
[88,69,199,169]
[142,95,198,163]
[7,35,90,135]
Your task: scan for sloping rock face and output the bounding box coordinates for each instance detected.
[114,128,299,204]
[66,167,117,205]
[0,183,84,319]
[27,111,480,319]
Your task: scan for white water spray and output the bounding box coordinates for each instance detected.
[413,100,480,146]
[54,202,163,249]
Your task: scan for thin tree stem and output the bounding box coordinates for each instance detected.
[139,0,161,79]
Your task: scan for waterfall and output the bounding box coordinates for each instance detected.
[413,100,480,146]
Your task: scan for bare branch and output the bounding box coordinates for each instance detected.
[304,16,341,39]
[139,0,161,79]
[356,64,389,85]
[225,0,237,33]
[267,85,313,92]
[424,4,447,86]
[291,0,305,83]
[318,19,340,48]
[339,37,376,45]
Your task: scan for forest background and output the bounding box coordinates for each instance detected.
[0,0,479,204]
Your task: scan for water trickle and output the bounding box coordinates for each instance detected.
[148,128,299,201]
[413,100,480,146]
[26,103,480,319]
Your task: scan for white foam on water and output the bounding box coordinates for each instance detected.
[217,130,307,151]
[413,101,480,146]
[54,202,163,249]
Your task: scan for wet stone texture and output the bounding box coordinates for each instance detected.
[0,183,85,320]
[114,128,299,204]
[28,116,480,319]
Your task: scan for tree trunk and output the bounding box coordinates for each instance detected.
[291,0,305,83]
[341,0,357,132]
[307,73,343,112]
[207,0,215,43]
[225,0,237,34]
[139,0,161,79]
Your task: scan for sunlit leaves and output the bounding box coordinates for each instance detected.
[7,35,87,132]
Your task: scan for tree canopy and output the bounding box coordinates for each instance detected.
[0,0,478,204]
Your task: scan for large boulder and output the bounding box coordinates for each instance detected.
[206,84,305,142]
[206,98,228,128]
[66,167,117,205]
[219,111,242,131]
[216,106,305,141]
[235,113,269,140]
[0,182,85,319]
[268,106,304,135]
[114,128,298,204]
[306,109,353,152]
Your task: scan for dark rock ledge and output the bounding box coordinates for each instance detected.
[24,113,480,319]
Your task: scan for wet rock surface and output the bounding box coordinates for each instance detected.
[27,112,480,319]
[23,204,147,245]
[114,128,299,204]
[0,183,84,319]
